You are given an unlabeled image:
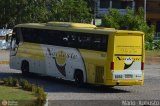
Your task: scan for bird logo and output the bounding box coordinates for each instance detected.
[124,57,134,70]
[47,48,66,76]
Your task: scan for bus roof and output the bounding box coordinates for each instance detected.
[15,22,144,35]
[116,30,144,35]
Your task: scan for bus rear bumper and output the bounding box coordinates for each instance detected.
[105,79,144,86]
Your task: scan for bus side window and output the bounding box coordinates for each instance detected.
[79,34,92,50]
[41,29,60,46]
[33,29,39,43]
[46,30,56,45]
[92,36,101,51]
[71,33,79,48]
[101,36,107,51]
[57,31,65,46]
[22,28,35,43]
[92,35,108,51]
[60,31,68,47]
[12,28,21,45]
[17,28,23,44]
[65,32,77,47]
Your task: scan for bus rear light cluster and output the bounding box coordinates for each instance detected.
[110,62,114,70]
[141,62,144,71]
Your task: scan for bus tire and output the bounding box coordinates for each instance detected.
[21,61,29,76]
[74,70,84,86]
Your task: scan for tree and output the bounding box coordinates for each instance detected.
[47,0,91,23]
[0,0,49,28]
[19,0,48,23]
[101,8,155,42]
[0,0,92,28]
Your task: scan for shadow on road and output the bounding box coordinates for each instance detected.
[0,72,21,78]
[0,72,130,93]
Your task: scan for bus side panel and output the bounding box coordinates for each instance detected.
[42,45,86,81]
[78,49,107,84]
[10,43,46,74]
[10,42,87,81]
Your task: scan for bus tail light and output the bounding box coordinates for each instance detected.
[141,62,144,71]
[110,62,114,70]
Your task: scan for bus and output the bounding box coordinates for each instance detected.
[9,22,145,86]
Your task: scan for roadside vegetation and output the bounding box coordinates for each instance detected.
[0,86,36,100]
[0,0,91,27]
[101,8,160,54]
[0,77,46,106]
[145,40,160,50]
[101,8,155,43]
[145,50,160,57]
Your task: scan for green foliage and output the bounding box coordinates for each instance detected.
[31,84,37,93]
[102,9,122,29]
[154,41,160,50]
[36,87,47,106]
[12,78,19,87]
[145,40,160,50]
[0,86,36,102]
[1,77,17,86]
[20,79,33,91]
[0,0,91,27]
[2,78,9,85]
[8,77,13,86]
[20,79,27,89]
[0,77,46,105]
[145,42,154,50]
[102,8,155,42]
[48,0,91,23]
[0,0,48,27]
[22,80,29,89]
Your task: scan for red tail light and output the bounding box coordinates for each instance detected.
[110,62,114,70]
[141,62,144,71]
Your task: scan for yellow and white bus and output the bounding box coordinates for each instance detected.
[10,22,145,86]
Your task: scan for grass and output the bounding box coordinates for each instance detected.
[0,85,36,100]
[145,50,160,57]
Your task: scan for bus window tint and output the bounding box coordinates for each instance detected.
[12,28,22,45]
[78,35,92,50]
[22,28,35,43]
[65,32,77,47]
[20,28,108,51]
[92,36,107,51]
[92,36,101,50]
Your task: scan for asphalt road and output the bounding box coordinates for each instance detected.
[0,50,160,106]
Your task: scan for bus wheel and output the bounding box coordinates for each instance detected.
[74,70,84,86]
[21,61,29,76]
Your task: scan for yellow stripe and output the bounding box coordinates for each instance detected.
[0,61,9,64]
[17,43,45,60]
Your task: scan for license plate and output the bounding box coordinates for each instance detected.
[125,74,133,78]
[115,75,123,79]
